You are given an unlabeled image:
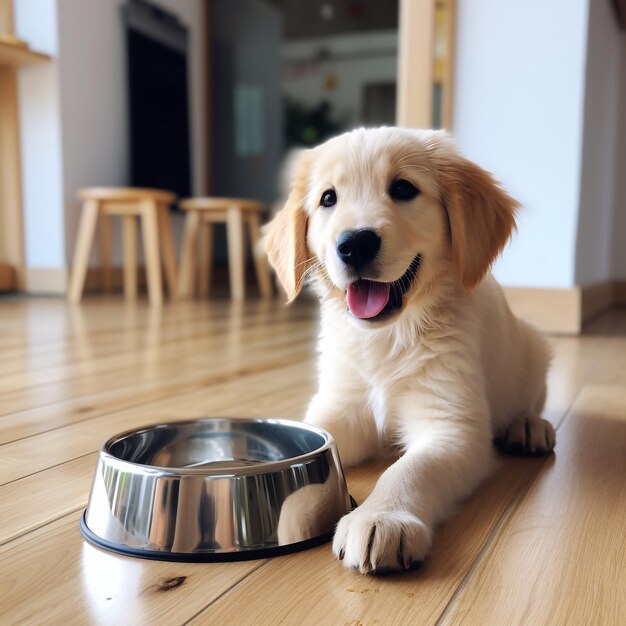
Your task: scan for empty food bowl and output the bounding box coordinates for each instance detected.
[80,418,353,561]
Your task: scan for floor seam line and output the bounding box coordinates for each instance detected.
[0,503,86,549]
[180,561,270,625]
[433,381,589,626]
[0,352,311,448]
[0,320,314,408]
[0,450,96,488]
[433,461,545,626]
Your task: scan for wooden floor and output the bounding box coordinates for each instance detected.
[0,295,625,626]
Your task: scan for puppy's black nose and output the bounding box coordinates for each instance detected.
[336,229,381,269]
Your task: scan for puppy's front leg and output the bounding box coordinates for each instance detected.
[304,367,380,468]
[333,393,493,574]
[304,383,380,467]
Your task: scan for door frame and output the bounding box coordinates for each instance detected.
[396,0,456,130]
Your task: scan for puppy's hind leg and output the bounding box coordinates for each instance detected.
[495,324,555,456]
[494,382,556,455]
[494,415,555,456]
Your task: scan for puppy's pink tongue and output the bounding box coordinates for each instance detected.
[346,280,390,319]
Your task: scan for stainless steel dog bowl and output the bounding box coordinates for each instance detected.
[81,418,353,561]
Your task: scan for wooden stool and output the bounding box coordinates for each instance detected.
[178,197,273,301]
[68,187,178,306]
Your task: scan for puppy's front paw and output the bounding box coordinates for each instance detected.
[332,508,431,575]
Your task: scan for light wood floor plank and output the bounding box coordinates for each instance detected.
[0,366,314,545]
[0,301,314,378]
[0,452,97,545]
[0,311,314,398]
[0,314,314,418]
[0,356,314,485]
[189,456,547,626]
[441,384,626,626]
[0,344,312,445]
[0,297,624,625]
[0,511,266,626]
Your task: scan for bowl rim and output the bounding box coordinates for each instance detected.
[99,417,337,477]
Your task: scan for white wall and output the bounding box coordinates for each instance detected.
[212,0,283,204]
[56,0,130,267]
[454,0,589,288]
[282,31,397,129]
[57,0,207,266]
[17,0,207,290]
[15,0,66,275]
[575,0,622,285]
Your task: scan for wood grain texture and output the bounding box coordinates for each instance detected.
[68,200,100,303]
[177,199,269,300]
[226,206,245,301]
[140,200,164,307]
[441,0,456,130]
[194,457,547,626]
[178,211,201,298]
[157,204,178,298]
[442,385,626,626]
[99,214,113,292]
[0,297,625,625]
[78,187,175,204]
[397,0,435,128]
[0,66,25,290]
[122,215,138,300]
[0,0,14,35]
[179,197,264,212]
[0,261,16,291]
[0,39,50,65]
[197,223,213,297]
[0,511,265,626]
[248,211,273,298]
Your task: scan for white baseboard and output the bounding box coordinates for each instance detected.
[503,280,626,335]
[20,267,626,334]
[25,267,68,295]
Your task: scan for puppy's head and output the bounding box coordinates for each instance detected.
[265,128,519,327]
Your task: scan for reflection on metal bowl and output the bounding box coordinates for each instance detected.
[80,418,353,561]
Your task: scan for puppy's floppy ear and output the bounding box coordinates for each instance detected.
[263,151,312,302]
[429,134,519,290]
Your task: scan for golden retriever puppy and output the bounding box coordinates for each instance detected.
[264,127,555,574]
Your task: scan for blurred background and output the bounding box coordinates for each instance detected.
[1,0,625,333]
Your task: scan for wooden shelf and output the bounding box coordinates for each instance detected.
[0,261,16,291]
[0,39,50,67]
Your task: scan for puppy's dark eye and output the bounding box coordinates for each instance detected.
[320,189,337,208]
[389,179,420,201]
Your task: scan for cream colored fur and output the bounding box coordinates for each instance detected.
[264,127,555,575]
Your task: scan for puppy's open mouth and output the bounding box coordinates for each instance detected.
[346,255,421,321]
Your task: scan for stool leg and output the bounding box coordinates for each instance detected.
[247,213,273,298]
[140,201,163,307]
[157,203,178,299]
[178,211,200,298]
[198,222,214,298]
[226,207,245,301]
[122,215,138,300]
[99,213,113,292]
[68,199,100,303]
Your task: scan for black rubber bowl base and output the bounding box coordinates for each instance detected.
[80,496,357,563]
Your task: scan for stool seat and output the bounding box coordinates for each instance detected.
[79,187,176,204]
[178,196,272,301]
[68,187,178,306]
[179,197,265,212]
